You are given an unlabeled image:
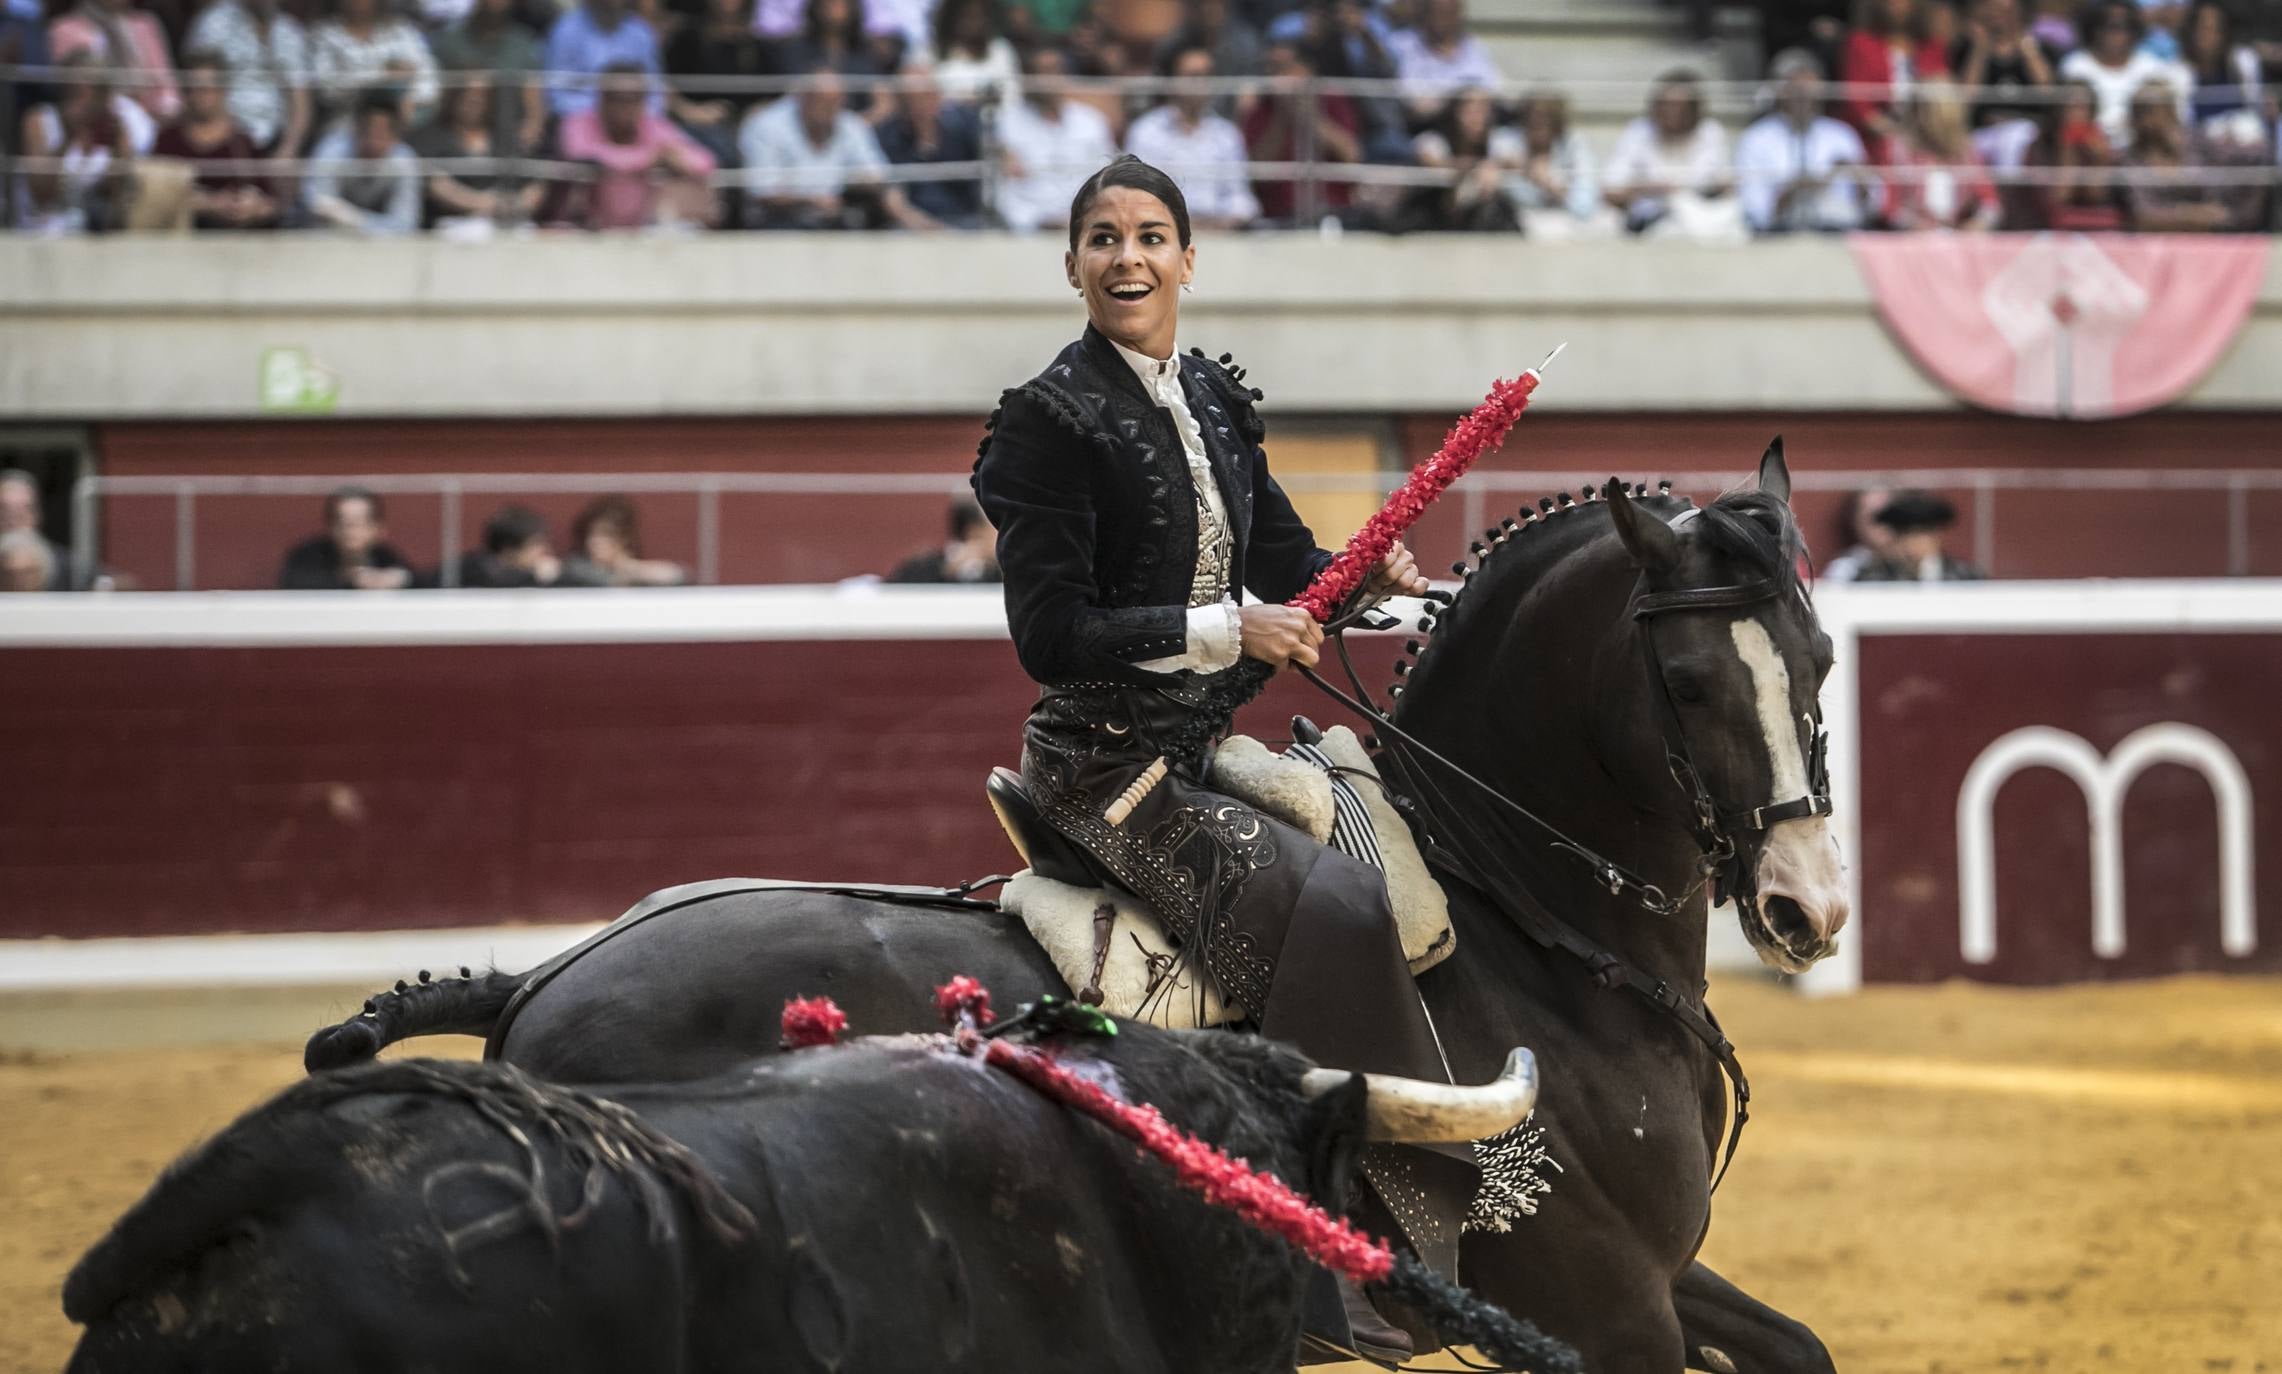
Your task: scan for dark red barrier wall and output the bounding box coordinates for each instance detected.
[93,410,2282,592]
[1856,632,2281,983]
[0,634,1397,939]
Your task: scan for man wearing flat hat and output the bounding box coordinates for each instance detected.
[1854,489,1988,582]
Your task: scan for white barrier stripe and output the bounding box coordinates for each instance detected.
[0,925,604,992]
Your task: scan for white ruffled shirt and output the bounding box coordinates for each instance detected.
[1110,338,1245,674]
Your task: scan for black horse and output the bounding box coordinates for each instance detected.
[307,444,1848,1372]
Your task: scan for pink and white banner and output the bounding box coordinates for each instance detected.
[1851,233,2269,419]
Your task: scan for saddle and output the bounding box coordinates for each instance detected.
[987,725,1455,1029]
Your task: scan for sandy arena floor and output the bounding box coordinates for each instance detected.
[3,974,2278,1373]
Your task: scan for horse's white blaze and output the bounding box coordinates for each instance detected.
[1729,619,1807,804]
[1728,619,1849,947]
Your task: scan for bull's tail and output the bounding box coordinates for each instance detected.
[302,967,524,1073]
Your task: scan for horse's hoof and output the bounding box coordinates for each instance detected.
[303,1018,383,1074]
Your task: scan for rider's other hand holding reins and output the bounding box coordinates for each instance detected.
[1240,605,1324,671]
[1364,541,1432,601]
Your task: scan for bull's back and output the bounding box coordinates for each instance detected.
[497,891,1068,1082]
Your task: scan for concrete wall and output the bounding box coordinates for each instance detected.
[8,234,2280,419]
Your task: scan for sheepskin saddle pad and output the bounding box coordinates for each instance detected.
[999,725,1454,1030]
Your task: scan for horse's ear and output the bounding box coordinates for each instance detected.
[1605,478,1680,575]
[1756,437,1792,504]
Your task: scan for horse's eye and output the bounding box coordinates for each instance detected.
[1667,672,1707,704]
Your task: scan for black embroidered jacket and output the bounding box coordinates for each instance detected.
[971,326,1333,688]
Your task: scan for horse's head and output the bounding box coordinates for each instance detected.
[1598,440,1849,972]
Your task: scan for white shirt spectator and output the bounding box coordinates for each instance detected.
[1123,103,1260,225]
[738,94,889,203]
[931,37,1020,104]
[994,94,1116,232]
[1385,28,1501,98]
[10,95,155,233]
[1604,115,1728,204]
[303,125,419,234]
[2059,48,2192,148]
[183,0,309,149]
[310,15,442,131]
[1735,112,1871,232]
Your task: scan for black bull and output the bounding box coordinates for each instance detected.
[67,1024,1402,1374]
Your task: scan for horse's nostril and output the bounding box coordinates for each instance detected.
[1762,893,1815,942]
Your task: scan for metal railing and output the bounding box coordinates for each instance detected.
[5,63,2276,233]
[70,465,2282,590]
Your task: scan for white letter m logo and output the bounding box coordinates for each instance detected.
[1957,724,2257,963]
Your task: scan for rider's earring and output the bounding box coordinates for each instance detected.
[1182,281,1194,294]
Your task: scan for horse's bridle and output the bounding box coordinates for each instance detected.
[1629,561,1833,924]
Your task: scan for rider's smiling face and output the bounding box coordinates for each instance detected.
[1066,187,1194,360]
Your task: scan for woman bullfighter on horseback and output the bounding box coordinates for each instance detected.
[969,154,1448,1364]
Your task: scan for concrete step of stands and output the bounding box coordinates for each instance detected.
[1464,0,1762,94]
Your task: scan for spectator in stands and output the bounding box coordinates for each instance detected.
[1502,90,1606,237]
[994,45,1117,232]
[887,498,1000,583]
[305,92,420,232]
[186,0,311,156]
[1387,0,1501,126]
[311,0,440,137]
[1853,490,1985,582]
[773,0,890,120]
[0,10,50,153]
[2138,0,2185,61]
[928,0,1018,103]
[1881,77,2001,227]
[2028,0,2078,52]
[664,0,775,153]
[1163,0,1263,90]
[152,48,282,229]
[1839,0,1950,161]
[431,0,547,154]
[1955,0,2055,135]
[875,58,985,227]
[1004,0,1083,43]
[740,61,936,226]
[0,529,59,592]
[2059,1,2189,148]
[12,52,149,234]
[1406,88,1518,230]
[558,61,719,228]
[1736,48,1872,233]
[414,71,545,228]
[455,505,564,587]
[2181,1,2262,127]
[752,0,905,69]
[545,0,663,118]
[561,495,688,585]
[1819,485,1894,583]
[2120,79,2248,229]
[1307,0,1408,163]
[0,470,62,591]
[1124,44,1261,229]
[1603,68,1742,239]
[2027,75,2123,227]
[278,486,415,590]
[1241,40,1362,224]
[47,0,179,121]
[1063,14,1143,139]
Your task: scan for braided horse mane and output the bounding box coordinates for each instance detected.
[1384,479,1810,709]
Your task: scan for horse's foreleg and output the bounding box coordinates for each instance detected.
[1674,1261,1835,1374]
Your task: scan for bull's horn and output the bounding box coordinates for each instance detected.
[1300,1047,1538,1143]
